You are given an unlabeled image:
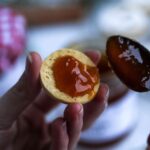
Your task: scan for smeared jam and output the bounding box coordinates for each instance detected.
[106,35,150,92]
[52,55,99,97]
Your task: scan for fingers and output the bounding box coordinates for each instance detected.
[50,118,69,150]
[23,104,45,131]
[49,104,83,150]
[33,89,59,114]
[147,134,150,150]
[0,52,42,129]
[84,50,101,65]
[82,83,109,130]
[64,104,83,150]
[0,122,17,149]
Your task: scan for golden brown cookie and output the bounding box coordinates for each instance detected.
[40,48,100,104]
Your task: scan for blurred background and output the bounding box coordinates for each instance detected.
[0,0,150,149]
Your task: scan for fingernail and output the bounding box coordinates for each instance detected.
[25,51,33,63]
[105,85,110,100]
[66,103,83,113]
[96,83,109,109]
[102,83,109,101]
[79,106,83,115]
[25,52,32,74]
[27,53,32,63]
[75,103,83,114]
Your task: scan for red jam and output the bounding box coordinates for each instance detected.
[52,55,99,97]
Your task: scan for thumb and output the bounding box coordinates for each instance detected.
[0,52,42,130]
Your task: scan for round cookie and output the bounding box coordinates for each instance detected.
[40,48,100,104]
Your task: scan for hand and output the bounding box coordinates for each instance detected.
[147,134,150,150]
[0,51,109,150]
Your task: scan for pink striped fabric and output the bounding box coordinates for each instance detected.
[0,7,26,74]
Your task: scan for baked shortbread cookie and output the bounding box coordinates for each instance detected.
[40,48,100,104]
